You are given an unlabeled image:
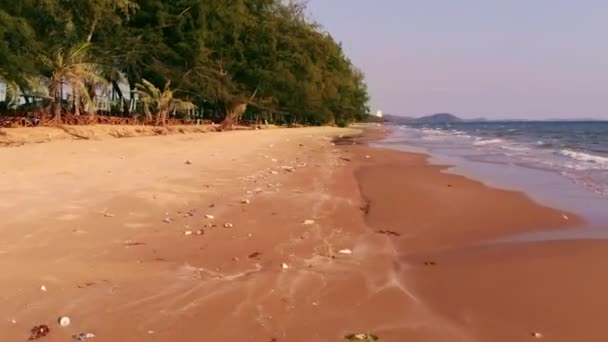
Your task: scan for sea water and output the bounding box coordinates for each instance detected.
[374,121,608,233]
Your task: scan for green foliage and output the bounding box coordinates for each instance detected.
[136,79,196,124]
[0,0,370,126]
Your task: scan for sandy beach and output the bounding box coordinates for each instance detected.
[0,126,605,341]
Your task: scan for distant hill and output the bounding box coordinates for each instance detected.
[384,113,463,124]
[414,113,462,123]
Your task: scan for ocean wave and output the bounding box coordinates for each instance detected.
[473,138,504,146]
[500,144,531,152]
[421,129,447,135]
[558,150,608,168]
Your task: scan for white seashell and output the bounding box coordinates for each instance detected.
[58,316,71,327]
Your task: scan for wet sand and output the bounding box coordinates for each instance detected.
[0,126,604,341]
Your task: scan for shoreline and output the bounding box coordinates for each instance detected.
[0,126,604,341]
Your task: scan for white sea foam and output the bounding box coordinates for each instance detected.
[559,150,608,168]
[501,144,531,152]
[473,138,504,146]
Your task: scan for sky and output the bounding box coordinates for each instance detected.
[307,0,608,119]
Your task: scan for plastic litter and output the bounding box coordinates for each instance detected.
[72,332,96,341]
[28,325,50,340]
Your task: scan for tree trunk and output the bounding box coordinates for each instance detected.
[73,90,81,116]
[157,110,167,126]
[143,103,152,121]
[86,83,96,116]
[112,81,128,116]
[19,86,30,104]
[221,102,247,130]
[53,100,61,121]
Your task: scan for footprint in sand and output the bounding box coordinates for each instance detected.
[55,213,81,221]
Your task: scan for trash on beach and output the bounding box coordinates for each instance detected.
[303,219,315,225]
[344,333,379,341]
[205,214,215,220]
[248,252,262,259]
[184,231,193,236]
[281,263,289,269]
[162,217,173,223]
[224,223,234,229]
[376,230,401,237]
[28,325,50,340]
[58,316,71,327]
[72,332,96,341]
[531,332,543,339]
[40,285,47,292]
[123,240,146,246]
[562,214,569,220]
[338,249,353,255]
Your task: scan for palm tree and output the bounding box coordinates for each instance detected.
[136,79,196,125]
[1,75,48,110]
[43,42,107,120]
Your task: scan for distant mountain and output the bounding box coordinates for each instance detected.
[383,113,463,124]
[414,113,462,123]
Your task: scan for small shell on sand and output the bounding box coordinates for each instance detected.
[562,214,569,220]
[531,332,543,338]
[303,220,315,225]
[205,214,215,220]
[184,231,193,236]
[58,316,71,327]
[281,263,289,269]
[224,223,234,229]
[338,249,353,255]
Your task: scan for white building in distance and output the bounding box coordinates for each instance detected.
[374,110,383,118]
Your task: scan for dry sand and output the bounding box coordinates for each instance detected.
[0,126,604,341]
